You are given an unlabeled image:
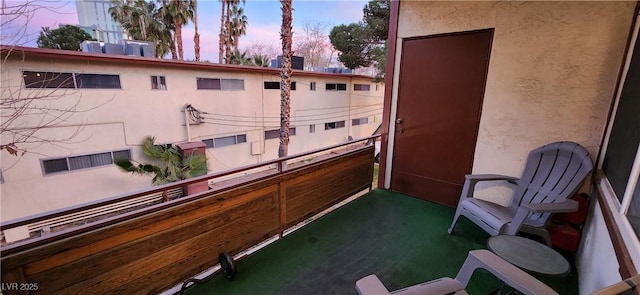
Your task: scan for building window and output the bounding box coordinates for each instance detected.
[310,82,316,91]
[41,149,131,175]
[75,74,121,89]
[309,124,316,133]
[197,78,244,90]
[23,71,75,89]
[601,23,640,241]
[151,76,167,90]
[352,117,369,126]
[324,121,345,130]
[264,81,296,90]
[326,83,347,91]
[23,71,122,89]
[376,84,380,91]
[354,84,371,91]
[265,128,296,140]
[203,134,247,148]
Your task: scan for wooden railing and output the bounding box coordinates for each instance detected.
[0,137,376,294]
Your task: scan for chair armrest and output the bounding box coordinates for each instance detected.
[465,174,520,183]
[455,250,558,295]
[460,174,519,199]
[356,275,391,295]
[524,199,579,213]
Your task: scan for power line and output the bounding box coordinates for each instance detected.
[200,108,382,125]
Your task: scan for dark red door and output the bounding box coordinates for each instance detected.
[390,29,493,207]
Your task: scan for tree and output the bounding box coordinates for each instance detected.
[329,23,372,70]
[115,136,207,185]
[245,41,279,61]
[218,0,226,63]
[250,54,270,67]
[363,0,390,42]
[295,20,333,70]
[279,0,293,160]
[329,0,390,78]
[219,0,246,64]
[229,49,250,65]
[109,0,174,58]
[37,25,94,50]
[192,0,200,61]
[230,4,248,52]
[161,0,193,60]
[2,2,111,157]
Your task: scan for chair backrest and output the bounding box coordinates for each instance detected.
[510,141,594,226]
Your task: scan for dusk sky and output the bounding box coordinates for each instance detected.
[3,0,368,62]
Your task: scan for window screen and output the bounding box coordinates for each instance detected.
[202,139,214,148]
[629,176,640,237]
[151,76,167,90]
[352,117,369,126]
[263,81,296,90]
[42,149,131,175]
[326,83,347,91]
[354,84,370,91]
[603,31,640,202]
[43,158,69,174]
[197,78,221,89]
[264,82,280,89]
[325,121,345,130]
[75,74,121,89]
[265,128,296,139]
[214,136,237,147]
[112,149,131,161]
[221,79,244,90]
[23,71,75,89]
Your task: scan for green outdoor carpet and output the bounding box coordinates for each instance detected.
[186,189,578,295]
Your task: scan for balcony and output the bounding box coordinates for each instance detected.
[183,189,579,295]
[0,137,579,294]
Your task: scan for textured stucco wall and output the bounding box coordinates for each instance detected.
[397,1,634,186]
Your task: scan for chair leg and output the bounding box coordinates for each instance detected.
[448,208,462,234]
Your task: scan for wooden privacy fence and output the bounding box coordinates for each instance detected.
[1,140,375,294]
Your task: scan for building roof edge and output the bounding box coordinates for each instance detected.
[0,45,377,80]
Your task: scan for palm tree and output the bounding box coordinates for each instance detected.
[230,5,248,52]
[279,0,293,159]
[109,0,173,58]
[251,54,270,67]
[224,0,233,63]
[229,49,250,65]
[115,136,207,185]
[191,0,200,61]
[160,0,193,60]
[218,0,226,63]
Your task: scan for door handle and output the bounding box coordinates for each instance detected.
[396,118,403,124]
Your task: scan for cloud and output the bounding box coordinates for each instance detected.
[244,24,282,47]
[180,27,220,62]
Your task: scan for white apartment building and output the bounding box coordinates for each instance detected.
[75,0,125,43]
[0,46,384,221]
